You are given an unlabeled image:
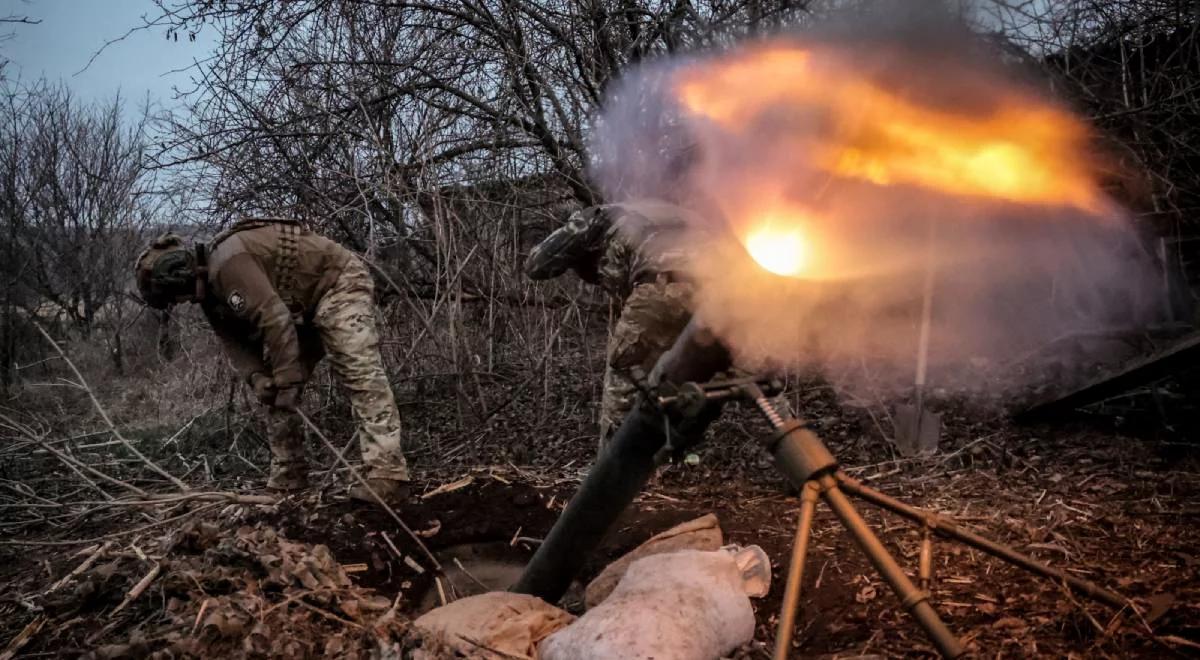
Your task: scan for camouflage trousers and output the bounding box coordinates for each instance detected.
[598,281,694,447]
[269,256,409,483]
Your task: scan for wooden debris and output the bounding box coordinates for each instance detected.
[0,615,45,660]
[45,540,113,594]
[403,556,426,575]
[421,475,475,500]
[110,562,163,618]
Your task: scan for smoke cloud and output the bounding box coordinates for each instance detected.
[589,4,1162,400]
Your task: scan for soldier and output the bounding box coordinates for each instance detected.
[134,219,411,501]
[525,199,705,447]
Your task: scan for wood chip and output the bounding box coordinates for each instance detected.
[46,541,113,594]
[110,563,162,618]
[421,475,474,500]
[0,615,45,660]
[1161,634,1200,651]
[191,598,211,636]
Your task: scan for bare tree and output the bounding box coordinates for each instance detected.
[136,0,816,409]
[149,0,813,227]
[0,82,156,381]
[977,0,1200,313]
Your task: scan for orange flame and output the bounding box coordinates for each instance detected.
[744,218,811,277]
[672,44,1107,278]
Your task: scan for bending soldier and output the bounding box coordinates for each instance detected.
[525,200,704,448]
[135,219,410,501]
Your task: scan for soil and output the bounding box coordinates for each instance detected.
[3,380,1200,658]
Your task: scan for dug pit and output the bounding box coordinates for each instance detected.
[414,541,530,612]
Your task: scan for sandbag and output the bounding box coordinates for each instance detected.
[413,591,575,659]
[584,513,724,608]
[540,545,771,660]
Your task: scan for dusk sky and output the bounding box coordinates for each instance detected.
[2,0,217,111]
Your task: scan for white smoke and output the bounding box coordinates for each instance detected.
[588,4,1162,400]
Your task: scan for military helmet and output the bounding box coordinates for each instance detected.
[134,233,196,309]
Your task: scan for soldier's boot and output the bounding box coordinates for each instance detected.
[267,460,309,491]
[348,476,410,504]
[267,407,309,492]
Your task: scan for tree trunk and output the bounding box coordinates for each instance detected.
[0,299,13,394]
[110,329,125,376]
[157,310,178,361]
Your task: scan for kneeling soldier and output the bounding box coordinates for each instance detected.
[135,218,410,501]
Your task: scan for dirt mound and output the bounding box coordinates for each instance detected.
[0,474,562,659]
[13,520,409,659]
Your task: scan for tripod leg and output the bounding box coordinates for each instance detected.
[836,471,1126,609]
[773,481,821,660]
[818,474,965,659]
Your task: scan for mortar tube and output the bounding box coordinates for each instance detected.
[512,318,732,602]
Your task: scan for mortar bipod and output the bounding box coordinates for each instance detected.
[660,379,1129,659]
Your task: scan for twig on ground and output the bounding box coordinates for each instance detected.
[33,435,146,498]
[0,501,223,547]
[134,491,277,506]
[45,540,114,594]
[295,599,363,628]
[110,562,163,618]
[295,409,441,572]
[33,322,190,492]
[0,615,46,660]
[451,557,491,592]
[263,588,337,615]
[191,598,211,636]
[435,576,449,606]
[512,536,544,546]
[0,411,139,499]
[379,531,406,563]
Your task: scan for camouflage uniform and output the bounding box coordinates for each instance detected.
[311,257,408,481]
[200,219,408,488]
[525,200,702,446]
[600,281,693,442]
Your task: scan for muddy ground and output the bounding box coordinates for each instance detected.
[3,374,1200,658]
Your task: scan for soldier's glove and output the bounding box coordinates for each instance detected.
[273,386,300,412]
[249,372,277,406]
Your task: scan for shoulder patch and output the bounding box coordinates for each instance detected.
[227,291,247,313]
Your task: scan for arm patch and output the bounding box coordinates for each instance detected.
[228,291,247,313]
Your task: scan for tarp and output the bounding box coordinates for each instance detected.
[412,591,574,659]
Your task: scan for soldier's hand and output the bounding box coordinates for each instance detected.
[249,372,277,406]
[273,387,300,412]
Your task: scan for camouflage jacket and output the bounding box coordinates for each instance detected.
[201,219,352,387]
[524,200,702,300]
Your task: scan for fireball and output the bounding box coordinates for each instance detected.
[671,42,1110,279]
[673,43,1100,212]
[744,223,810,277]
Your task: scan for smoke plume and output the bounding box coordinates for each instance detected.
[589,4,1162,400]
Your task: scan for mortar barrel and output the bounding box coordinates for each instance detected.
[511,318,731,601]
